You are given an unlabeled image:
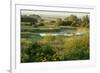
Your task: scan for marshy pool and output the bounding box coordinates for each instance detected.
[21,28,87,37]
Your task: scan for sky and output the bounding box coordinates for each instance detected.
[21,10,90,18]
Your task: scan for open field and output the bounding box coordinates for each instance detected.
[21,11,90,63]
[21,25,89,63]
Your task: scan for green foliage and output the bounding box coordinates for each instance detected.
[64,15,78,26]
[81,15,89,28]
[56,18,63,25]
[64,15,78,22]
[21,33,89,62]
[21,14,41,26]
[21,42,56,62]
[21,39,32,62]
[63,34,89,60]
[21,14,90,62]
[21,14,89,28]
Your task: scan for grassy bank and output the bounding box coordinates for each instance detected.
[21,32,89,62]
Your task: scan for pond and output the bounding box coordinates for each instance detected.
[21,28,86,37]
[33,28,85,36]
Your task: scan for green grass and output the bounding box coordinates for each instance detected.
[21,32,89,62]
[21,25,89,63]
[21,25,77,33]
[21,34,43,42]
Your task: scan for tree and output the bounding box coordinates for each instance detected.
[49,20,56,25]
[64,15,78,26]
[65,15,78,21]
[81,15,89,28]
[21,14,41,26]
[29,14,41,20]
[56,18,63,26]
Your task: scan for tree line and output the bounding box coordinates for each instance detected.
[21,14,89,28]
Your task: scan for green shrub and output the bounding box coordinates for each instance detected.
[21,42,56,62]
[63,34,89,60]
[21,33,89,62]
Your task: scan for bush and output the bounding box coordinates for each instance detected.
[63,34,89,60]
[21,33,90,62]
[21,42,56,62]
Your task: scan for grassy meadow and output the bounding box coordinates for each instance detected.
[21,11,90,63]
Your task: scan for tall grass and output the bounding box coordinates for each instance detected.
[21,33,89,62]
[63,33,89,60]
